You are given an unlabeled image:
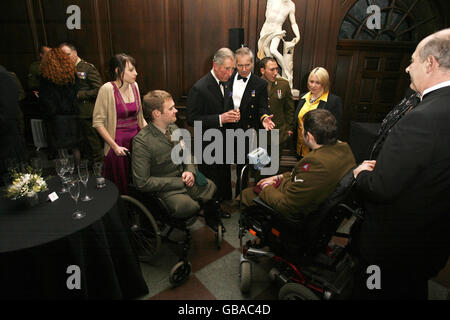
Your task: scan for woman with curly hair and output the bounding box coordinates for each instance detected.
[39,47,82,163]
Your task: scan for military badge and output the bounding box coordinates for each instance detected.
[277,89,282,99]
[251,90,255,97]
[77,71,87,79]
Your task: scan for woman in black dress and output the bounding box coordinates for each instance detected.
[39,48,82,163]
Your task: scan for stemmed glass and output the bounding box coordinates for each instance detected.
[68,180,86,220]
[66,156,75,180]
[78,160,93,201]
[55,158,68,193]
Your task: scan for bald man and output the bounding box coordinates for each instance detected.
[352,28,450,300]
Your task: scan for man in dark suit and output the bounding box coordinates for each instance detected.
[229,47,275,196]
[352,28,450,300]
[187,48,240,217]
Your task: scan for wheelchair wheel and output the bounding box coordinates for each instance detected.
[169,261,192,287]
[121,195,161,262]
[216,224,223,250]
[239,261,252,294]
[278,283,320,300]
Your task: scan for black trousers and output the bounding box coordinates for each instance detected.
[199,163,232,202]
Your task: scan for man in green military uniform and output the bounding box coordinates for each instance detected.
[132,90,223,228]
[60,43,104,164]
[27,45,50,96]
[260,57,295,161]
[241,109,355,221]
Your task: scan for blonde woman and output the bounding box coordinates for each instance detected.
[293,67,342,158]
[93,54,147,194]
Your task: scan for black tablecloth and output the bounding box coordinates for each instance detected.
[0,177,148,299]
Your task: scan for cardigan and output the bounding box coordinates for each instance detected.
[92,81,147,156]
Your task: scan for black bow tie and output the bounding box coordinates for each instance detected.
[219,81,227,88]
[237,75,248,82]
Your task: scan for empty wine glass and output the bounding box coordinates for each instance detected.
[78,160,93,201]
[65,156,75,180]
[55,158,68,193]
[68,180,86,220]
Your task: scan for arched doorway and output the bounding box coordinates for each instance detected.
[333,0,446,139]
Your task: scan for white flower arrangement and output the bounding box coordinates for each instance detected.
[5,167,48,200]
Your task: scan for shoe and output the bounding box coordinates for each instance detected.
[220,209,231,219]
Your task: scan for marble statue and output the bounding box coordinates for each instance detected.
[257,0,300,96]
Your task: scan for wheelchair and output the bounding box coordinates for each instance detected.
[120,151,224,287]
[238,169,364,299]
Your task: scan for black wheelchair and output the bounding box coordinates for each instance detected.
[119,151,224,287]
[238,169,364,299]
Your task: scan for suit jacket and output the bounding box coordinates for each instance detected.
[187,71,232,130]
[293,92,343,149]
[228,71,270,131]
[132,122,197,198]
[268,77,295,145]
[355,85,450,277]
[260,141,355,220]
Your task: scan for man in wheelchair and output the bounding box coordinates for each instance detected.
[238,109,357,298]
[131,90,223,231]
[241,109,355,220]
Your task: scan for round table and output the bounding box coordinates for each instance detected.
[0,176,148,299]
[0,177,118,253]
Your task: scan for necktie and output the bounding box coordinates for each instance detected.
[237,74,248,82]
[165,130,171,141]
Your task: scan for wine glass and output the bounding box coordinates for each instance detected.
[65,156,75,180]
[78,160,93,201]
[55,158,68,193]
[68,180,86,220]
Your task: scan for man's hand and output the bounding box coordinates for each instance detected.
[257,175,279,187]
[262,115,275,131]
[182,171,195,188]
[353,160,376,179]
[221,109,240,124]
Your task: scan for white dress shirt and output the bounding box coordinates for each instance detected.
[422,80,450,100]
[232,72,251,110]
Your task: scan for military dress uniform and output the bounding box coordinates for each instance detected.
[266,77,295,161]
[241,141,355,221]
[132,123,217,219]
[75,59,103,163]
[27,61,41,91]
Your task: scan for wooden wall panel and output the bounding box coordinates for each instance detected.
[181,0,241,95]
[0,1,36,84]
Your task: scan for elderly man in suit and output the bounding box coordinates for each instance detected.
[187,48,240,218]
[132,90,222,228]
[353,28,450,300]
[229,47,275,196]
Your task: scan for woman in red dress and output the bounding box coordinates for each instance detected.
[93,54,147,194]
